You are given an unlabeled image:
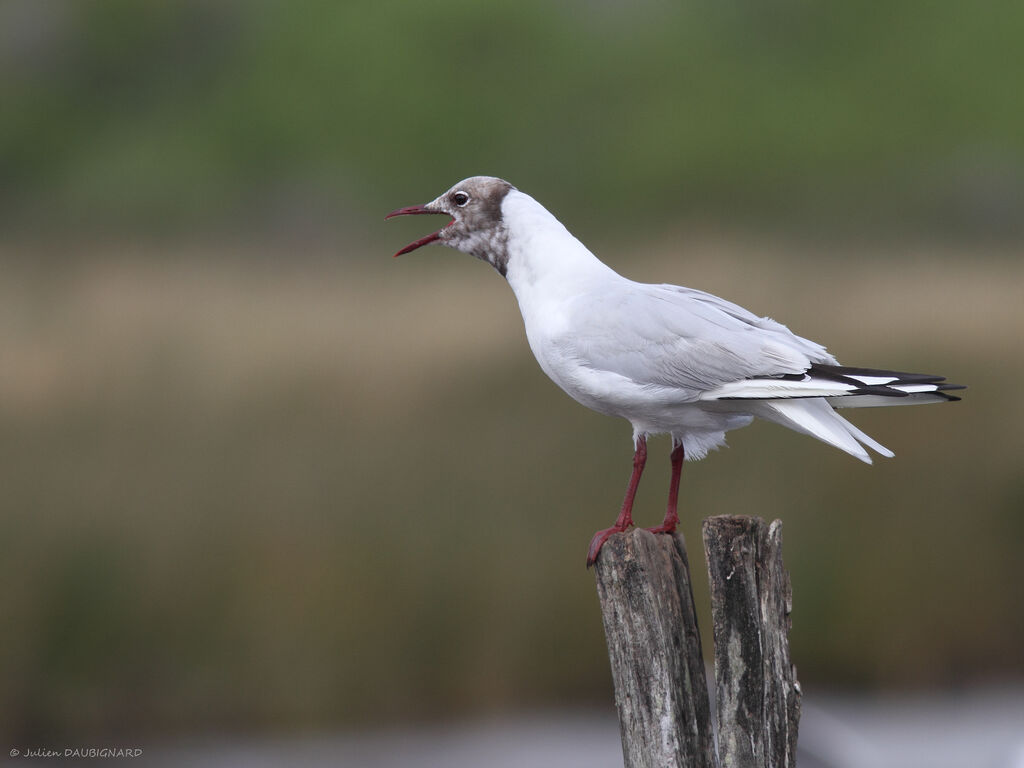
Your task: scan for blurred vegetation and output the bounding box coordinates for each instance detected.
[0,0,1021,746]
[2,0,1023,240]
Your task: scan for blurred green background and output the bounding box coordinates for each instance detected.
[1,0,1022,746]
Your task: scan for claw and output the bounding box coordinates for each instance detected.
[586,524,632,568]
[644,521,677,536]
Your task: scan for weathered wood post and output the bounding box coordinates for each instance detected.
[593,529,716,768]
[703,516,801,768]
[594,517,800,768]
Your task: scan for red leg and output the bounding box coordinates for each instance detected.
[587,435,647,567]
[646,440,684,535]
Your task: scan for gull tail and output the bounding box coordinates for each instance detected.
[749,398,893,464]
[702,364,964,463]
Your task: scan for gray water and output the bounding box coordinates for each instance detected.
[8,687,1023,768]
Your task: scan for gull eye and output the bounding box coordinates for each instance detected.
[452,191,470,207]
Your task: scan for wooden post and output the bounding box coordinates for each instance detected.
[594,518,800,768]
[702,516,801,768]
[593,528,716,768]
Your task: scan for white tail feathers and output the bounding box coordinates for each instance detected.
[753,399,893,464]
[701,363,962,460]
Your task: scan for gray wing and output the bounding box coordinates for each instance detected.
[558,281,837,394]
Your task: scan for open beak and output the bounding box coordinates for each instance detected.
[385,204,453,257]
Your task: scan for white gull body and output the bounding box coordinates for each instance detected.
[387,176,962,562]
[499,186,841,461]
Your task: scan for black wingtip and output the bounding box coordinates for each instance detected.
[809,363,949,384]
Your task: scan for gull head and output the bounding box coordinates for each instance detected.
[386,176,516,274]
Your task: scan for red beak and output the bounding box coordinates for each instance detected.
[385,205,453,257]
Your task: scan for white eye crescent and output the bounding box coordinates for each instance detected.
[452,191,470,207]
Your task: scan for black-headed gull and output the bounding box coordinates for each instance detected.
[387,176,964,566]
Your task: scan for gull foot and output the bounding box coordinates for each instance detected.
[586,524,632,568]
[644,522,677,536]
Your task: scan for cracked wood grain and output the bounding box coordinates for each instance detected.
[594,529,716,768]
[703,516,801,768]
